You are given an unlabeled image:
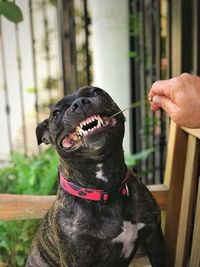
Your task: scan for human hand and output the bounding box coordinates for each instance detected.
[148,73,200,128]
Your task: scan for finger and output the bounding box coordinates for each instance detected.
[148,79,173,100]
[150,101,161,112]
[152,95,178,117]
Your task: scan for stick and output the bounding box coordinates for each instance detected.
[108,99,148,119]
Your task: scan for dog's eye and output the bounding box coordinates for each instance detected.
[52,110,61,120]
[90,88,102,96]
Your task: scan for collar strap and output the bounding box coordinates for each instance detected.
[59,172,130,203]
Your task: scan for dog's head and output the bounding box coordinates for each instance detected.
[36,86,125,161]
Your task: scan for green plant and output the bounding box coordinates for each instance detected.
[0,220,41,267]
[0,0,57,24]
[125,147,154,169]
[0,0,23,23]
[0,148,58,267]
[0,148,58,195]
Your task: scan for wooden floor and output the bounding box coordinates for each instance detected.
[129,256,151,267]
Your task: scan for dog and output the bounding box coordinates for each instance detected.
[26,86,165,267]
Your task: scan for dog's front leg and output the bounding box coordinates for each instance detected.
[143,225,166,267]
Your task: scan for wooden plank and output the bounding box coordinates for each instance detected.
[147,184,169,210]
[129,256,151,267]
[0,185,168,221]
[164,121,188,267]
[58,0,77,93]
[0,194,56,221]
[175,135,199,267]
[190,179,200,266]
[182,127,200,139]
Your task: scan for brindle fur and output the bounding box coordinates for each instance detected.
[26,86,165,267]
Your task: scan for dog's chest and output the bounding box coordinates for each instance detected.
[60,205,145,260]
[112,221,145,258]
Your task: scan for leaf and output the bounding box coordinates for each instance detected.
[0,239,11,253]
[128,51,138,58]
[125,148,154,168]
[26,86,37,93]
[0,1,23,23]
[16,255,25,266]
[49,0,57,6]
[125,157,136,168]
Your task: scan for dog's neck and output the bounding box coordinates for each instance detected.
[58,147,126,190]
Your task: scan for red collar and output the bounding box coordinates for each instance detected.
[59,172,131,203]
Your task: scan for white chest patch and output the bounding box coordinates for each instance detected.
[112,221,145,258]
[96,164,107,182]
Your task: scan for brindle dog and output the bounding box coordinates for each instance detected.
[26,86,165,267]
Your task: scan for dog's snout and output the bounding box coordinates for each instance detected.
[70,97,91,113]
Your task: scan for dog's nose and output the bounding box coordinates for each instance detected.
[70,98,91,113]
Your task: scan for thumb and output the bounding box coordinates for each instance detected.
[152,95,177,116]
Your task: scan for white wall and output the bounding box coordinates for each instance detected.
[88,0,131,154]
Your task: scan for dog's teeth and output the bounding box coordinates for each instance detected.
[80,128,85,134]
[75,126,82,136]
[73,135,78,141]
[96,115,104,126]
[105,120,110,126]
[97,119,101,127]
[76,126,81,132]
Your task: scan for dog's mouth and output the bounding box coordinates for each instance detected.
[61,115,117,150]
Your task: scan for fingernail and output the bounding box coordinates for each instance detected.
[152,95,160,105]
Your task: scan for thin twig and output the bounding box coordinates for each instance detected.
[107,99,149,119]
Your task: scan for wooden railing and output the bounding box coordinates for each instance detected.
[1,122,200,267]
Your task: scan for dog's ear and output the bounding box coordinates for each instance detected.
[36,119,50,145]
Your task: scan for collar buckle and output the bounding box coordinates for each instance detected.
[100,191,109,203]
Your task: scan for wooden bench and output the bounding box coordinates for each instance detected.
[130,121,200,267]
[0,121,200,267]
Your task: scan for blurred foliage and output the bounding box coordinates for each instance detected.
[0,220,41,267]
[75,6,92,87]
[49,0,57,6]
[0,1,23,23]
[26,86,37,94]
[43,77,59,91]
[129,13,140,37]
[0,148,58,267]
[0,148,58,195]
[0,0,57,24]
[129,13,139,61]
[125,148,154,169]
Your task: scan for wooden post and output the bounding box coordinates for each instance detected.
[57,0,77,94]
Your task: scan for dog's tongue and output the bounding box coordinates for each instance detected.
[62,133,77,149]
[62,138,73,148]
